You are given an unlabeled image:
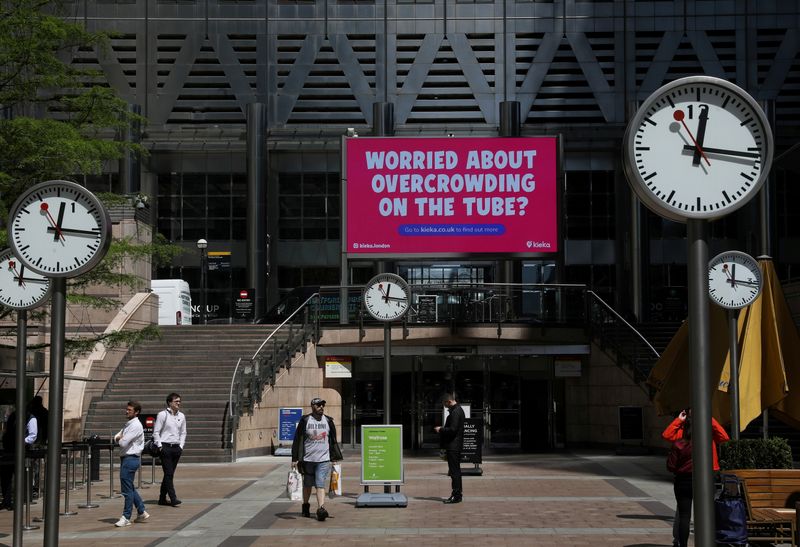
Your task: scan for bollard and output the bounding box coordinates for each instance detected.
[59,448,77,516]
[77,442,99,509]
[101,443,120,499]
[22,459,39,531]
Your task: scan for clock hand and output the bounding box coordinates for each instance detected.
[8,261,25,288]
[693,108,709,166]
[682,145,760,159]
[384,284,391,303]
[40,203,65,241]
[46,226,100,236]
[673,110,711,166]
[54,202,66,242]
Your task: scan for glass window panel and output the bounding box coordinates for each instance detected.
[207,196,231,216]
[182,173,205,195]
[303,219,326,239]
[302,173,326,195]
[232,196,248,216]
[182,267,200,289]
[157,219,180,240]
[327,219,340,239]
[278,266,302,289]
[279,220,302,239]
[327,196,340,216]
[232,174,247,196]
[304,196,326,216]
[158,173,180,196]
[182,196,205,217]
[232,218,246,239]
[207,174,231,196]
[158,195,180,218]
[279,196,302,217]
[231,267,246,287]
[279,173,302,195]
[206,219,231,239]
[183,219,206,240]
[326,174,340,195]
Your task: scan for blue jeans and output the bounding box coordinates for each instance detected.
[120,455,145,519]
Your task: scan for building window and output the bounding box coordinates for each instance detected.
[157,172,246,242]
[277,171,340,241]
[564,170,615,240]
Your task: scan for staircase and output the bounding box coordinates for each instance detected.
[84,324,283,463]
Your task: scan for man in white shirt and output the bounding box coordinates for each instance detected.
[113,401,149,527]
[153,392,187,506]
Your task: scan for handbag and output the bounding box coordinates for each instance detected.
[329,463,342,497]
[715,474,748,544]
[143,438,160,457]
[287,468,303,501]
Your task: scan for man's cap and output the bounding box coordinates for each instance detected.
[310,398,326,406]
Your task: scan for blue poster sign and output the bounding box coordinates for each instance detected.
[279,407,304,442]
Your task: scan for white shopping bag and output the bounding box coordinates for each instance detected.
[287,468,303,501]
[329,463,342,497]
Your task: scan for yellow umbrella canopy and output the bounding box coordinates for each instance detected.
[647,258,799,431]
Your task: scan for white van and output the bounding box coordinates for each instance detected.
[151,279,193,325]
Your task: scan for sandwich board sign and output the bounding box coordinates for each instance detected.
[356,424,407,507]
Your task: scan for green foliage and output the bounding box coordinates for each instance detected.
[0,2,180,356]
[719,437,794,470]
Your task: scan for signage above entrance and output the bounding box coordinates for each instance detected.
[344,137,559,256]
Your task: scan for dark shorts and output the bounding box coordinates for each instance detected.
[301,461,332,489]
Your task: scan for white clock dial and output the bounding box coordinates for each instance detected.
[8,180,111,278]
[623,76,773,222]
[0,249,51,310]
[708,251,762,310]
[363,273,410,322]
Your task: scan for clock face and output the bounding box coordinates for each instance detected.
[623,76,773,222]
[0,249,51,310]
[363,273,410,322]
[708,251,763,310]
[8,180,111,278]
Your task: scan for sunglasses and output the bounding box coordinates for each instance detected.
[313,402,325,407]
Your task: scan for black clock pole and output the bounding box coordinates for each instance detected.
[44,277,66,546]
[13,309,31,545]
[687,219,715,547]
[384,323,391,426]
[728,308,741,440]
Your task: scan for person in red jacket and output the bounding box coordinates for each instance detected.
[662,408,730,547]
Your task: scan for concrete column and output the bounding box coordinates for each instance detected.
[499,101,521,285]
[246,103,268,320]
[373,102,394,275]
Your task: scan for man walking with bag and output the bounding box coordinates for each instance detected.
[291,398,343,521]
[153,392,187,507]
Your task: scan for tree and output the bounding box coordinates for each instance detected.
[0,1,182,353]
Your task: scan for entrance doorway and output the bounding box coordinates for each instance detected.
[346,354,559,451]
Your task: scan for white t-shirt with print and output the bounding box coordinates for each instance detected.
[303,415,331,462]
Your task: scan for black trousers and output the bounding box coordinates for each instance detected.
[159,445,182,502]
[673,473,693,547]
[445,450,462,496]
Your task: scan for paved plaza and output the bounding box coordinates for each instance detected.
[0,449,683,546]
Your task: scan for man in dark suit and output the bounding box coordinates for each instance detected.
[434,393,465,504]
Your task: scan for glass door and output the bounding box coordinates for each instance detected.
[417,356,452,448]
[488,358,521,447]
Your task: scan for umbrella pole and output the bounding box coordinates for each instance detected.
[728,309,741,440]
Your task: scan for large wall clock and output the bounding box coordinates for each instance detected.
[0,248,51,310]
[8,180,111,278]
[363,273,410,322]
[623,76,773,222]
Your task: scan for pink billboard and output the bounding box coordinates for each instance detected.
[345,137,558,255]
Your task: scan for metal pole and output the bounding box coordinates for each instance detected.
[384,323,391,425]
[44,277,66,545]
[13,310,27,546]
[728,309,741,440]
[200,249,207,324]
[687,219,714,547]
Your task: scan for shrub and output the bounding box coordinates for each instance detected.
[719,437,793,470]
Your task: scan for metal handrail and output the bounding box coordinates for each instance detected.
[228,292,320,419]
[587,290,660,359]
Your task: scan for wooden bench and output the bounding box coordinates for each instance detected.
[728,469,799,546]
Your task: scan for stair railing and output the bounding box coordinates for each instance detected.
[586,290,660,390]
[228,293,320,458]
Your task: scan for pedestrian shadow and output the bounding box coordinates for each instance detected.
[623,544,673,547]
[274,511,301,520]
[414,496,447,502]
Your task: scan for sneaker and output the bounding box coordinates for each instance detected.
[114,516,131,527]
[316,506,329,521]
[134,511,150,523]
[301,503,311,518]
